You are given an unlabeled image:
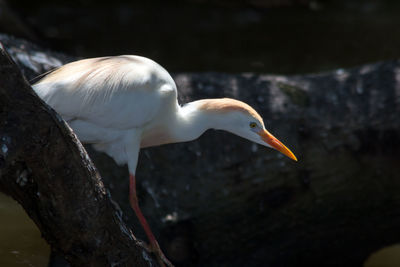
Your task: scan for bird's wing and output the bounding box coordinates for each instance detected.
[32,55,178,129]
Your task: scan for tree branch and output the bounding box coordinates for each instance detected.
[0,43,156,266]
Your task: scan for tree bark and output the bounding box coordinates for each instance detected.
[1,34,400,266]
[0,43,157,266]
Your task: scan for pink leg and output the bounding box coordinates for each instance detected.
[129,174,173,267]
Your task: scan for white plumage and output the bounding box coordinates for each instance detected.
[33,55,296,266]
[34,56,181,170]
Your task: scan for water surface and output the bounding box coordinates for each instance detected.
[0,193,49,267]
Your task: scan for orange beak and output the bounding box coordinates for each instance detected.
[258,129,297,161]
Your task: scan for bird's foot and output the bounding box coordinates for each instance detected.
[139,240,174,267]
[148,240,174,267]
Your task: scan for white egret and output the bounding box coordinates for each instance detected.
[33,55,297,266]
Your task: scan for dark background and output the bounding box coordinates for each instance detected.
[3,0,400,74]
[1,1,400,267]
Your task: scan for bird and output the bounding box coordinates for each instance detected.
[32,55,297,267]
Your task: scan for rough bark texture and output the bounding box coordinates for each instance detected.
[0,41,156,266]
[1,34,400,266]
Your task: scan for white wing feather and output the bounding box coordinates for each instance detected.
[33,55,178,170]
[33,55,177,130]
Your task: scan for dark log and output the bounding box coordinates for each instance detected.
[0,43,157,266]
[1,34,400,266]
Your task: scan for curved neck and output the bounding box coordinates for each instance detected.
[171,100,224,143]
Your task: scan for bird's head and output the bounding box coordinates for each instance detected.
[197,98,297,161]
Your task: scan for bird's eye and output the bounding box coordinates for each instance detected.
[249,122,257,129]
